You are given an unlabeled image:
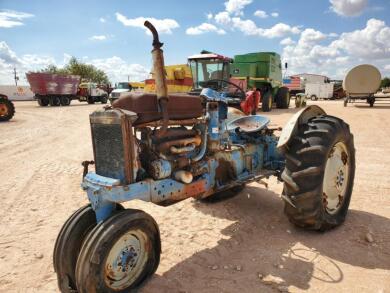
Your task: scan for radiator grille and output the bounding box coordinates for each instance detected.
[91,123,126,182]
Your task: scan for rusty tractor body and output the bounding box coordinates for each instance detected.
[54,22,356,292]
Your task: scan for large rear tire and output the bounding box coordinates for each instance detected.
[0,97,15,122]
[276,87,290,109]
[261,91,273,112]
[281,115,355,231]
[75,209,161,293]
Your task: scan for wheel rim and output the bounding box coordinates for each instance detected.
[323,141,350,214]
[104,229,149,290]
[0,103,8,116]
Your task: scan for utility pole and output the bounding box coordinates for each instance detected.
[14,68,19,86]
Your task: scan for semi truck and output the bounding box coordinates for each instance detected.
[26,72,108,106]
[109,82,145,104]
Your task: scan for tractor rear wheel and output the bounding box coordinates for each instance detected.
[54,204,123,293]
[262,91,273,112]
[75,209,161,293]
[281,115,355,231]
[0,97,15,122]
[276,87,290,109]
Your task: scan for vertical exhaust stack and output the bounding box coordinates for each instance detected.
[144,21,169,136]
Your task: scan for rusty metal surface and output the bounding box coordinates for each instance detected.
[157,135,201,153]
[135,118,204,128]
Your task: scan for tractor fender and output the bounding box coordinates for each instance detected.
[277,105,326,151]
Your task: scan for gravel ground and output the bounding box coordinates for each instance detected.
[0,99,389,293]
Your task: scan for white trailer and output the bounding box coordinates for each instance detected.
[305,83,334,100]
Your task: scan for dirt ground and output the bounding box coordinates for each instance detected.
[0,100,389,293]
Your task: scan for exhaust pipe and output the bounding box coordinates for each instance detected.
[144,21,169,136]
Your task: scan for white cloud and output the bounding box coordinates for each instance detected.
[89,35,107,41]
[271,12,279,18]
[186,23,226,35]
[231,17,301,38]
[215,11,232,25]
[332,19,390,59]
[224,0,253,15]
[86,56,149,83]
[99,17,106,23]
[207,13,213,20]
[254,10,268,18]
[0,9,34,28]
[329,0,368,16]
[0,41,55,84]
[0,41,149,85]
[116,13,179,34]
[280,37,295,46]
[281,19,390,78]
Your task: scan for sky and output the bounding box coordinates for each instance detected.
[0,0,389,85]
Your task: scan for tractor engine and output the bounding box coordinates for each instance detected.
[89,93,205,186]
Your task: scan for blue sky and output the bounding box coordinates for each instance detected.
[0,0,389,84]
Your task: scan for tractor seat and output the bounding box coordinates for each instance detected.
[112,92,204,125]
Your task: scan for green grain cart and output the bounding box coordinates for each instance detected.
[188,51,290,112]
[230,52,290,111]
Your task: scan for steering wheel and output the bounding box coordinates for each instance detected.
[202,79,246,100]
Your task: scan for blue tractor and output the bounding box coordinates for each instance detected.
[54,22,355,293]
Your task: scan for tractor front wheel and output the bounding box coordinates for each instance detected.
[54,204,123,293]
[281,115,355,231]
[0,97,15,121]
[262,91,273,112]
[75,209,161,293]
[53,205,97,292]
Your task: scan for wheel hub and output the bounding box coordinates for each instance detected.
[0,104,8,116]
[323,142,350,214]
[104,230,148,290]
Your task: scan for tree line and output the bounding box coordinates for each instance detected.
[40,57,109,84]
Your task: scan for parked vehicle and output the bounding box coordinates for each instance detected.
[306,83,334,100]
[145,64,192,94]
[343,64,382,107]
[0,94,15,121]
[78,82,108,104]
[54,22,356,292]
[294,93,307,107]
[26,72,108,106]
[188,50,290,112]
[109,82,145,104]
